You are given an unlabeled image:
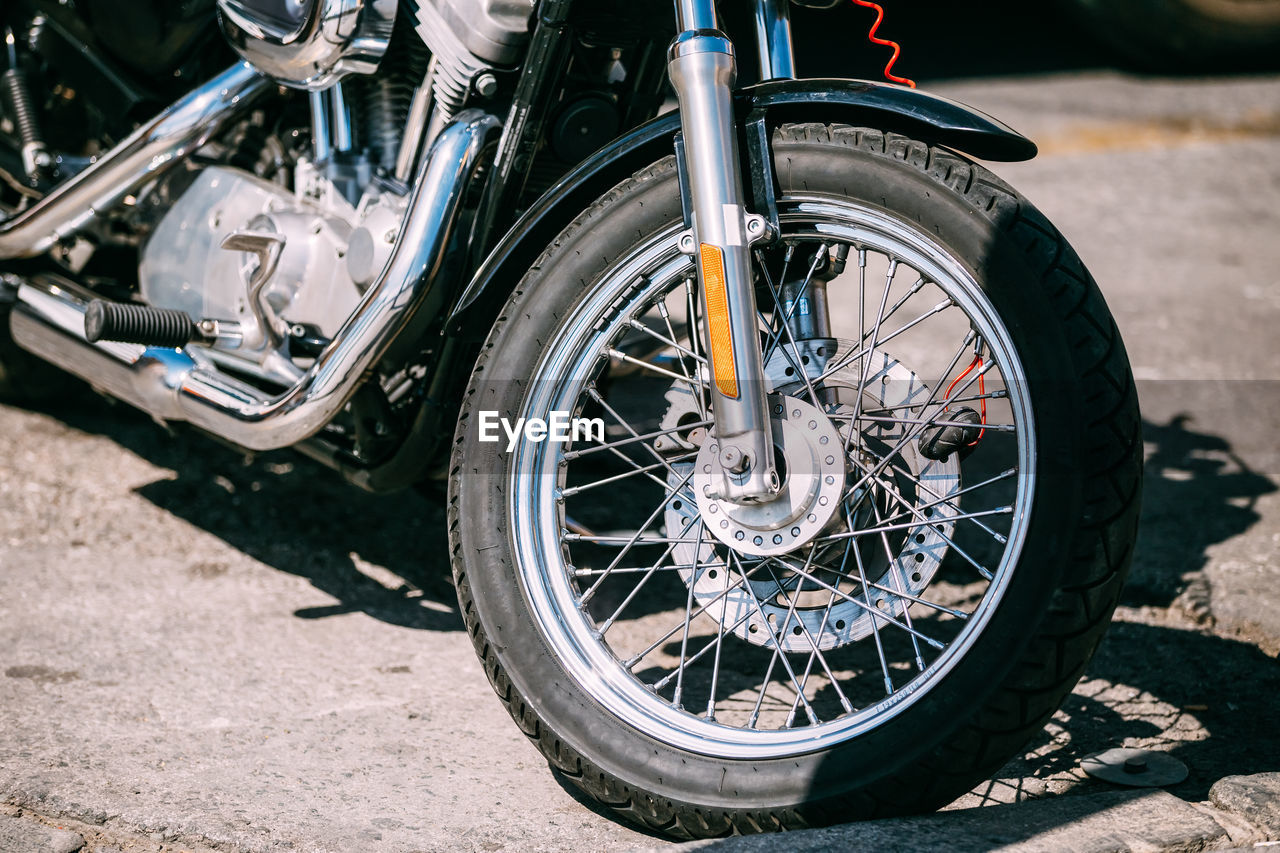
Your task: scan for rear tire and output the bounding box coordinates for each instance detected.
[449,124,1142,837]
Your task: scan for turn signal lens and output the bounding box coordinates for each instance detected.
[699,243,739,399]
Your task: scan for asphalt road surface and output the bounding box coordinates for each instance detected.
[3,66,1279,853]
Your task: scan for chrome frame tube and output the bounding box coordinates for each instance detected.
[751,0,797,80]
[329,83,354,153]
[393,56,437,183]
[0,63,269,260]
[669,2,779,502]
[10,110,502,452]
[309,89,333,162]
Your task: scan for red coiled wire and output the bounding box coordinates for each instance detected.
[944,354,987,445]
[849,0,916,89]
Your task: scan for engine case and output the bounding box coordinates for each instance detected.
[140,167,362,378]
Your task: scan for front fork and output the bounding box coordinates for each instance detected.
[667,0,796,503]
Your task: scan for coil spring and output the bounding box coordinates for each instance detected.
[1,68,40,147]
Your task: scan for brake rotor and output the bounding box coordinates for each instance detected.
[662,341,962,652]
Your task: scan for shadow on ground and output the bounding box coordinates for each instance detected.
[32,389,459,632]
[1126,413,1276,610]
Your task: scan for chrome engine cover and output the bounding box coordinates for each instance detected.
[217,0,396,89]
[139,166,365,384]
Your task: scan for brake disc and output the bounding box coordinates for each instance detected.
[662,341,961,652]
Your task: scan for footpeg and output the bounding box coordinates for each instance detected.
[84,300,201,348]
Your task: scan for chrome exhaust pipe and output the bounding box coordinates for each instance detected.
[0,63,269,260]
[10,109,501,452]
[8,273,196,420]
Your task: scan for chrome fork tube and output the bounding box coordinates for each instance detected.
[0,63,269,260]
[669,0,779,503]
[751,0,797,80]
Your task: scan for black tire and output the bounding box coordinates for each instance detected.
[1062,0,1280,71]
[448,123,1142,837]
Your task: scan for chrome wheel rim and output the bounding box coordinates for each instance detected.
[507,196,1036,759]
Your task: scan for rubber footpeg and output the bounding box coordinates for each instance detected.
[918,406,982,461]
[84,300,196,348]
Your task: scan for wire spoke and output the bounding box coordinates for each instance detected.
[766,552,946,651]
[671,523,705,709]
[839,339,989,507]
[756,249,827,411]
[815,297,955,387]
[854,414,1015,432]
[607,347,708,389]
[587,386,693,484]
[561,450,697,497]
[759,243,828,365]
[727,551,820,726]
[869,497,926,672]
[861,389,1008,415]
[869,466,1018,544]
[818,505,1014,542]
[761,554,855,723]
[648,564,795,690]
[785,587,850,727]
[564,419,712,461]
[627,556,768,670]
[600,510,703,632]
[579,467,697,604]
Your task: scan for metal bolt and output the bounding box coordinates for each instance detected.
[473,72,498,97]
[719,445,749,474]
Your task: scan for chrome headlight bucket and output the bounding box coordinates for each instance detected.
[217,0,396,90]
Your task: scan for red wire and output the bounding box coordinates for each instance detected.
[849,0,917,89]
[944,354,987,445]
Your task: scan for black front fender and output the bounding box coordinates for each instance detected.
[447,78,1035,337]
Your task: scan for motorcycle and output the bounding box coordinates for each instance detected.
[0,0,1142,838]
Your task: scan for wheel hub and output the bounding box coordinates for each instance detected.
[694,395,846,558]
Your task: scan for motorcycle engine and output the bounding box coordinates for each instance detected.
[138,163,406,385]
[136,0,533,385]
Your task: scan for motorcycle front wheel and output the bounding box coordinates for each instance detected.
[449,123,1141,837]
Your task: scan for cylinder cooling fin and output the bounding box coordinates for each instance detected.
[408,0,534,121]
